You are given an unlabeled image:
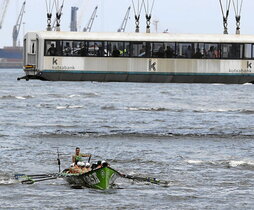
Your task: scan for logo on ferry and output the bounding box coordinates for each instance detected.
[148,59,157,72]
[247,61,252,69]
[52,58,58,65]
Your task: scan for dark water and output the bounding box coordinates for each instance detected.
[0,69,254,209]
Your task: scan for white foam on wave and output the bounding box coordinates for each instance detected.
[243,83,253,86]
[185,160,204,165]
[126,107,168,112]
[0,174,18,185]
[15,96,26,100]
[56,105,83,110]
[0,178,17,185]
[229,160,254,167]
[69,105,83,109]
[56,106,67,110]
[69,94,81,98]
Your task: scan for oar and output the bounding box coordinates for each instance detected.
[115,171,168,185]
[21,176,58,184]
[57,149,61,173]
[14,173,57,179]
[88,155,92,163]
[122,174,169,185]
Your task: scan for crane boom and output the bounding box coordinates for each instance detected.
[118,6,131,32]
[83,6,98,32]
[0,0,10,29]
[12,1,26,47]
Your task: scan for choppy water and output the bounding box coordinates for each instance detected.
[0,69,254,209]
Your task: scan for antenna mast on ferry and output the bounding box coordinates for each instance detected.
[219,0,231,34]
[45,0,64,31]
[232,0,243,34]
[143,0,155,33]
[45,0,54,31]
[132,0,143,33]
[55,0,64,31]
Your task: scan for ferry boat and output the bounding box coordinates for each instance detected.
[21,31,254,84]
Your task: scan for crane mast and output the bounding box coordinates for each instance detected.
[118,6,131,32]
[0,0,10,29]
[83,6,98,32]
[12,1,26,47]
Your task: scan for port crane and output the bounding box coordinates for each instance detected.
[117,6,131,32]
[12,1,26,47]
[83,6,98,32]
[0,0,10,29]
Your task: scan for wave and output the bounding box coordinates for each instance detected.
[185,159,254,170]
[0,95,33,100]
[126,107,170,112]
[30,130,254,139]
[81,92,100,98]
[101,105,117,110]
[227,160,254,168]
[0,173,17,185]
[56,105,83,110]
[68,94,81,98]
[193,108,254,114]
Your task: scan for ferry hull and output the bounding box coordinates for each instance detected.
[34,71,254,84]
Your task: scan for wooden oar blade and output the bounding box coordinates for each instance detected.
[124,174,168,185]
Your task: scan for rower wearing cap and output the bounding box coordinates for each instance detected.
[82,163,91,173]
[69,162,84,174]
[72,147,92,165]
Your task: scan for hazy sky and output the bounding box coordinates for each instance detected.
[0,0,254,48]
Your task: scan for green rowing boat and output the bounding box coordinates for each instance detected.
[60,166,119,190]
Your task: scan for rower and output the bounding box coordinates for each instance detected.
[69,162,84,174]
[72,147,91,165]
[82,163,91,173]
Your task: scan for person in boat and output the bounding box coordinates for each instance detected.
[69,162,84,174]
[102,161,110,167]
[72,147,91,165]
[82,163,91,173]
[91,160,101,170]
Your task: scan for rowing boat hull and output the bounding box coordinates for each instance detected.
[60,166,119,190]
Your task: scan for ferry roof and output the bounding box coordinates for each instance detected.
[27,31,254,43]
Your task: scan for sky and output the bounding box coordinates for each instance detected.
[0,0,254,48]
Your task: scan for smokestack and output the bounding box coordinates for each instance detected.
[70,7,78,32]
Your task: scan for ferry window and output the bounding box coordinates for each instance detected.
[87,41,96,56]
[204,43,221,59]
[252,45,254,59]
[72,41,82,56]
[123,42,130,57]
[131,42,146,57]
[45,40,57,56]
[95,41,105,57]
[178,43,193,58]
[108,42,125,57]
[164,43,176,58]
[192,43,204,59]
[152,43,165,58]
[222,44,243,59]
[244,44,252,59]
[63,41,73,56]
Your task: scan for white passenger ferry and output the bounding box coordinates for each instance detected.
[21,31,254,83]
